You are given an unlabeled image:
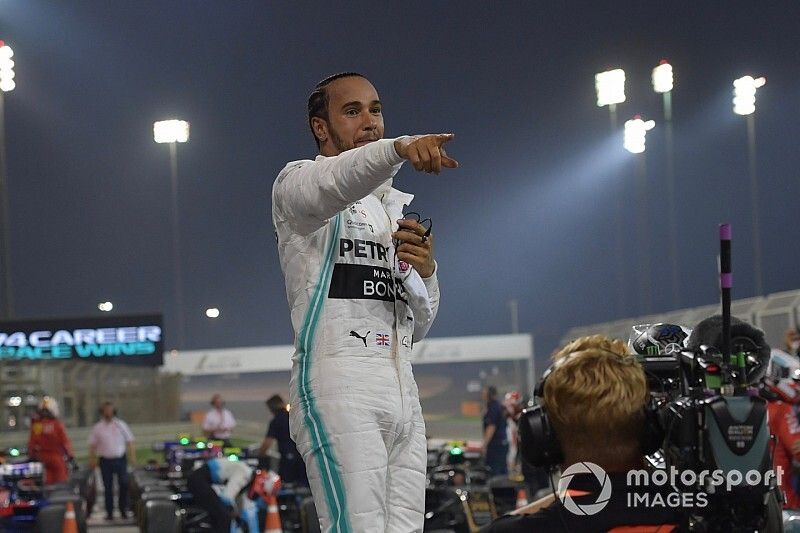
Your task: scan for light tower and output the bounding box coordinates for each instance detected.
[733,75,766,295]
[0,40,15,319]
[154,119,190,349]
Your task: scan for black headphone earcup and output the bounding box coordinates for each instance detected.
[518,404,564,468]
[640,404,664,456]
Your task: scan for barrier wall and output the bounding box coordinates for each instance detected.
[559,289,800,352]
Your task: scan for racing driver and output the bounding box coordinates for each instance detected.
[272,72,456,531]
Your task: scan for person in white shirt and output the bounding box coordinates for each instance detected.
[88,401,136,520]
[202,393,236,446]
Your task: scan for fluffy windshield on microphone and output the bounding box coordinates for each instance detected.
[686,315,770,383]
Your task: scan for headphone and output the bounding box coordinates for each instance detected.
[519,355,664,468]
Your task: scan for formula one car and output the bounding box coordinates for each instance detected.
[423,440,524,533]
[0,447,92,533]
[133,435,313,532]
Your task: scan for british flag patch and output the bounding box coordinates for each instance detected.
[376,333,390,346]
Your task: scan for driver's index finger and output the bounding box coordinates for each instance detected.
[435,133,455,145]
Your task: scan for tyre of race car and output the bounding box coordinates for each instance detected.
[35,502,88,533]
[143,499,180,533]
[137,490,174,528]
[300,496,321,533]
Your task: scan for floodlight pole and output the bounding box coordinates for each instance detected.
[635,152,653,314]
[0,90,13,319]
[509,299,523,390]
[662,91,679,308]
[608,103,626,316]
[169,142,185,349]
[746,113,763,296]
[609,103,618,131]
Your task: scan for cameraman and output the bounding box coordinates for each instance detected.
[482,336,680,532]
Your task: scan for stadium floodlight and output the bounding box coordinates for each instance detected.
[623,116,655,154]
[652,61,673,93]
[595,69,626,107]
[154,119,190,348]
[205,307,220,318]
[98,301,114,312]
[0,41,14,93]
[153,120,190,143]
[733,76,766,116]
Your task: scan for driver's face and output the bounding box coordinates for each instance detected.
[318,77,384,156]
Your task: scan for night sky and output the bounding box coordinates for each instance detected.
[2,1,799,358]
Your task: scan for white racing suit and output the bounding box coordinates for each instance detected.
[272,138,440,532]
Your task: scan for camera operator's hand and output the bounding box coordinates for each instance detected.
[392,219,435,278]
[394,134,458,174]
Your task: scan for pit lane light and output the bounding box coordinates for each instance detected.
[624,115,656,154]
[0,41,15,93]
[595,68,626,107]
[652,61,673,93]
[733,75,766,116]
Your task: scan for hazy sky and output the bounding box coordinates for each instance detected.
[2,1,799,359]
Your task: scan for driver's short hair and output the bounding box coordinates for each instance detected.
[307,72,366,147]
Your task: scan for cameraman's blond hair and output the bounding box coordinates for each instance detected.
[543,335,648,468]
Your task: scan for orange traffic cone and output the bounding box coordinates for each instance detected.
[62,501,79,533]
[263,494,282,533]
[515,488,528,509]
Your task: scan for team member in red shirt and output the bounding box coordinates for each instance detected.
[763,350,800,508]
[27,397,74,484]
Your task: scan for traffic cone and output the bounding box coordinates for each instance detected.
[62,501,79,533]
[263,494,282,533]
[515,488,528,509]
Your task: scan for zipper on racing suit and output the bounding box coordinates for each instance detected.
[383,202,406,421]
